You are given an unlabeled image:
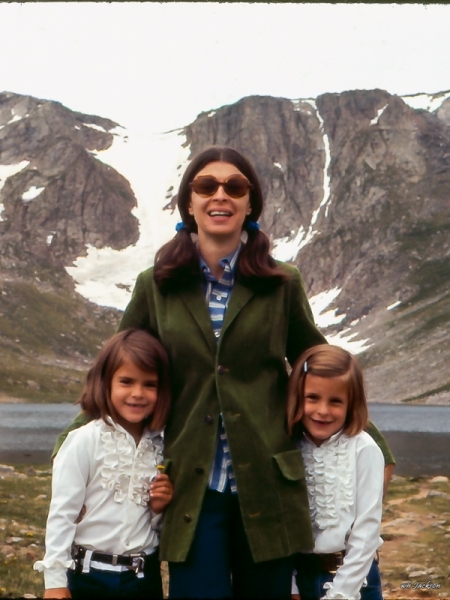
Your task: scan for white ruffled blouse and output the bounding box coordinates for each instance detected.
[34,419,164,589]
[293,430,384,600]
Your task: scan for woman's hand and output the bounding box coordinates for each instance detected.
[43,588,71,598]
[149,473,173,514]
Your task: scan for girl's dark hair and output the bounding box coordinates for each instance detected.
[286,344,368,439]
[153,146,287,292]
[79,329,171,431]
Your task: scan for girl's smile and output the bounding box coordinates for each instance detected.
[300,374,349,446]
[110,359,159,441]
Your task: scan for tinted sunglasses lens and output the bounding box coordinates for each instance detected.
[192,177,219,197]
[224,177,250,198]
[191,176,251,198]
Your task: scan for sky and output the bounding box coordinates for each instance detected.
[2,2,450,352]
[2,2,450,135]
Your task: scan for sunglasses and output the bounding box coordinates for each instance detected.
[189,175,253,199]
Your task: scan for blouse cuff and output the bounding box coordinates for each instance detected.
[34,560,74,589]
[321,582,360,600]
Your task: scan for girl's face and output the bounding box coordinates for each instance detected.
[188,161,252,244]
[110,359,158,440]
[300,374,349,446]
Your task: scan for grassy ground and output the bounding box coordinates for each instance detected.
[0,467,449,598]
[380,475,450,599]
[0,464,51,598]
[0,271,120,404]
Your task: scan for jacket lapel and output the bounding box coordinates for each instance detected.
[178,283,217,354]
[221,281,255,336]
[178,280,255,353]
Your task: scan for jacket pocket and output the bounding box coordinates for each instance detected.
[273,449,305,481]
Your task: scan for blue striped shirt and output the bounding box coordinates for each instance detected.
[200,245,240,494]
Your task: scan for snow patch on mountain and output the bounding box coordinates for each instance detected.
[22,186,45,201]
[371,104,388,125]
[0,161,30,221]
[272,99,332,262]
[402,91,450,112]
[65,128,190,310]
[309,287,371,354]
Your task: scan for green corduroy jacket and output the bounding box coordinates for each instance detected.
[118,262,325,563]
[52,262,395,563]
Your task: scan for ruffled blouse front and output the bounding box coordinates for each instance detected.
[34,419,164,589]
[295,430,384,600]
[100,421,163,506]
[301,431,353,530]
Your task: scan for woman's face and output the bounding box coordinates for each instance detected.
[188,161,252,244]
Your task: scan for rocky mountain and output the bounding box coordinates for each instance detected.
[0,91,139,402]
[1,88,450,405]
[182,90,450,404]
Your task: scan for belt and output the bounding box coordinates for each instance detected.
[301,551,345,574]
[72,544,153,577]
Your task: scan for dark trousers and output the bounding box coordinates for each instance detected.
[295,555,383,600]
[67,550,163,600]
[169,487,293,599]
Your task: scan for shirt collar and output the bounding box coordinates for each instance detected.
[200,243,241,280]
[303,428,345,447]
[105,416,163,440]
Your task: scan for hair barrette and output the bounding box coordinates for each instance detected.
[175,222,186,232]
[303,361,308,373]
[247,220,260,231]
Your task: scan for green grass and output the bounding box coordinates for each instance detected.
[1,468,450,599]
[0,464,51,598]
[380,476,450,598]
[0,273,120,402]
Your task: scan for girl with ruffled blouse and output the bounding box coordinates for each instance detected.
[287,345,384,600]
[34,329,173,599]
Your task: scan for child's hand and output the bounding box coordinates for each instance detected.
[149,473,173,514]
[44,588,71,598]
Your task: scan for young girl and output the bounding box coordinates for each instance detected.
[34,328,173,600]
[287,344,384,600]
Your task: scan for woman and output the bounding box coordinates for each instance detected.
[54,147,393,599]
[118,146,325,599]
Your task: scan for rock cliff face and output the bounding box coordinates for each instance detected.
[0,92,139,402]
[1,89,450,405]
[0,91,138,266]
[182,90,450,404]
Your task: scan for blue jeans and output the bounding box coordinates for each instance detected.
[295,555,383,600]
[67,550,163,600]
[169,487,294,599]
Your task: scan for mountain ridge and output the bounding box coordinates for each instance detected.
[1,89,450,405]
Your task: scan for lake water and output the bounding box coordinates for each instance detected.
[0,403,449,476]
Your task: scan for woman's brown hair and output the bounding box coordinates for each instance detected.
[79,329,171,431]
[153,146,287,293]
[286,344,368,439]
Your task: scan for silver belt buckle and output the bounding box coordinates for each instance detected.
[131,554,146,578]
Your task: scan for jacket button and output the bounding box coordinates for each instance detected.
[204,415,213,425]
[195,467,204,474]
[183,514,192,523]
[217,365,227,374]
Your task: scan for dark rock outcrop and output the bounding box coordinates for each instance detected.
[0,91,138,267]
[177,90,450,403]
[0,92,139,402]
